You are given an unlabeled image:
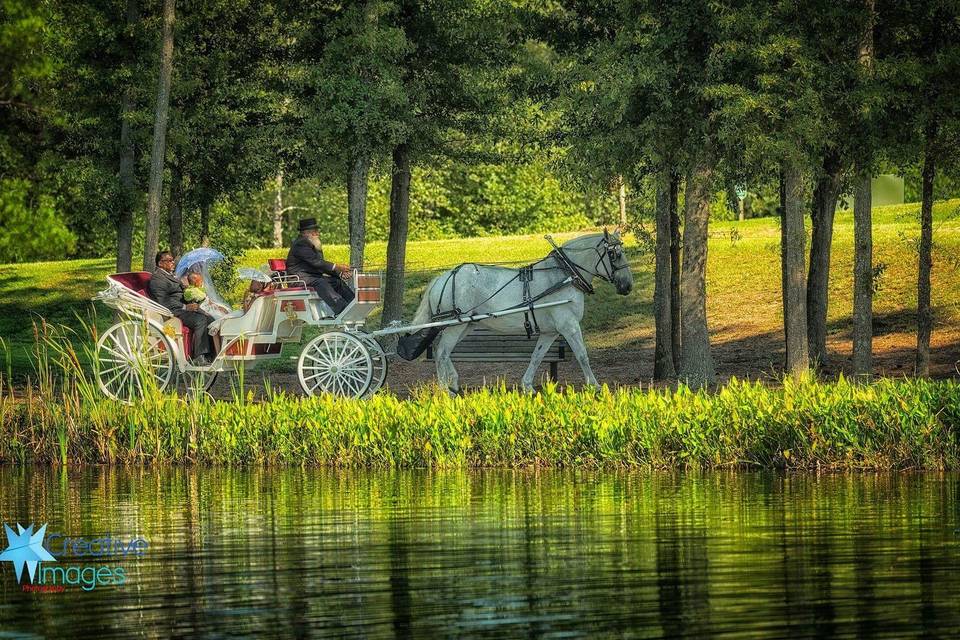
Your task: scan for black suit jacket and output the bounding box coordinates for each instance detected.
[148,268,186,313]
[285,236,337,279]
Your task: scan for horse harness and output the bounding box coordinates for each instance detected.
[431,235,626,338]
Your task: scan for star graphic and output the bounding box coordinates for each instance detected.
[0,523,57,583]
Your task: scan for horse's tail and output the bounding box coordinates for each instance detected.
[411,275,441,326]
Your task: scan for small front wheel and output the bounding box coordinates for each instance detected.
[357,333,388,398]
[180,369,219,398]
[297,331,373,398]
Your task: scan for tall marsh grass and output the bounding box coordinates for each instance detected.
[1,321,959,468]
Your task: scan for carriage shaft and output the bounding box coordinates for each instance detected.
[369,299,572,337]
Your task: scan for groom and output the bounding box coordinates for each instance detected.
[148,250,215,364]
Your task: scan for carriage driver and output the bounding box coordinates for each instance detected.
[148,250,216,365]
[285,218,354,315]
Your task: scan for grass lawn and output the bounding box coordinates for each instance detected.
[1,200,959,382]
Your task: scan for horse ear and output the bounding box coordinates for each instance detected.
[603,227,610,241]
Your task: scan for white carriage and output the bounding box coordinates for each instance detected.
[93,253,574,402]
[92,259,387,401]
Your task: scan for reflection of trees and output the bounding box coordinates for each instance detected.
[4,468,960,636]
[185,469,201,635]
[917,476,945,638]
[521,475,538,640]
[654,474,711,637]
[853,477,878,638]
[287,469,310,637]
[807,476,837,638]
[387,472,413,639]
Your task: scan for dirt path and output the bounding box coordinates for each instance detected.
[216,325,960,398]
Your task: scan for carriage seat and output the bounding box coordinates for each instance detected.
[266,259,340,318]
[268,258,311,291]
[109,271,193,357]
[110,272,154,298]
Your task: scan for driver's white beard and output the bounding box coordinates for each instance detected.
[306,235,322,251]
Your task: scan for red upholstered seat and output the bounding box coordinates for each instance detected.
[110,272,153,298]
[109,271,194,357]
[268,258,312,290]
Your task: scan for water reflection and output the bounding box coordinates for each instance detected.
[1,469,959,638]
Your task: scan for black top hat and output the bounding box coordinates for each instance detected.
[298,217,318,232]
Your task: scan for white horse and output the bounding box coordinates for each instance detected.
[409,230,633,392]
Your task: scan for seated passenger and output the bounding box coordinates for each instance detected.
[285,218,354,315]
[243,280,273,313]
[148,251,215,364]
[185,272,231,319]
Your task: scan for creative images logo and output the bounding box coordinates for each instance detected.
[0,524,56,585]
[1,522,148,593]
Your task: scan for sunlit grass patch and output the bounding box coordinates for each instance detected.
[2,200,959,378]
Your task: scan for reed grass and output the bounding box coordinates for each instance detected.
[1,322,958,468]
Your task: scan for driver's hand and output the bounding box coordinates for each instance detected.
[340,268,353,280]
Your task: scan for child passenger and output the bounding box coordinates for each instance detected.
[242,280,272,313]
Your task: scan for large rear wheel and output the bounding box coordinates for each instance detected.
[297,331,373,398]
[96,321,176,402]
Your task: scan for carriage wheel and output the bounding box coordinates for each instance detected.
[96,321,176,402]
[358,334,388,398]
[180,369,219,397]
[297,331,373,398]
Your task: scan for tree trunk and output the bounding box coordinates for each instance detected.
[381,143,411,326]
[669,173,681,371]
[116,0,139,273]
[853,0,875,380]
[782,158,809,378]
[348,154,369,269]
[617,175,627,227]
[806,153,842,369]
[142,0,175,271]
[779,168,788,333]
[168,165,183,257]
[653,171,675,380]
[852,175,873,378]
[272,170,284,249]
[678,159,715,388]
[916,122,937,376]
[199,202,210,248]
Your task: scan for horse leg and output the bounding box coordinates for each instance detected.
[433,324,470,395]
[521,332,558,392]
[557,321,599,387]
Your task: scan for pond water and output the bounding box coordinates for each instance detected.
[1,468,959,638]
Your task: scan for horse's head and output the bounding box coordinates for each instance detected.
[600,228,633,295]
[562,229,633,295]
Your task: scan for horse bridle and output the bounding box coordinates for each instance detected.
[591,235,629,283]
[549,233,627,292]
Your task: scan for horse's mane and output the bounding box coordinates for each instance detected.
[561,232,606,250]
